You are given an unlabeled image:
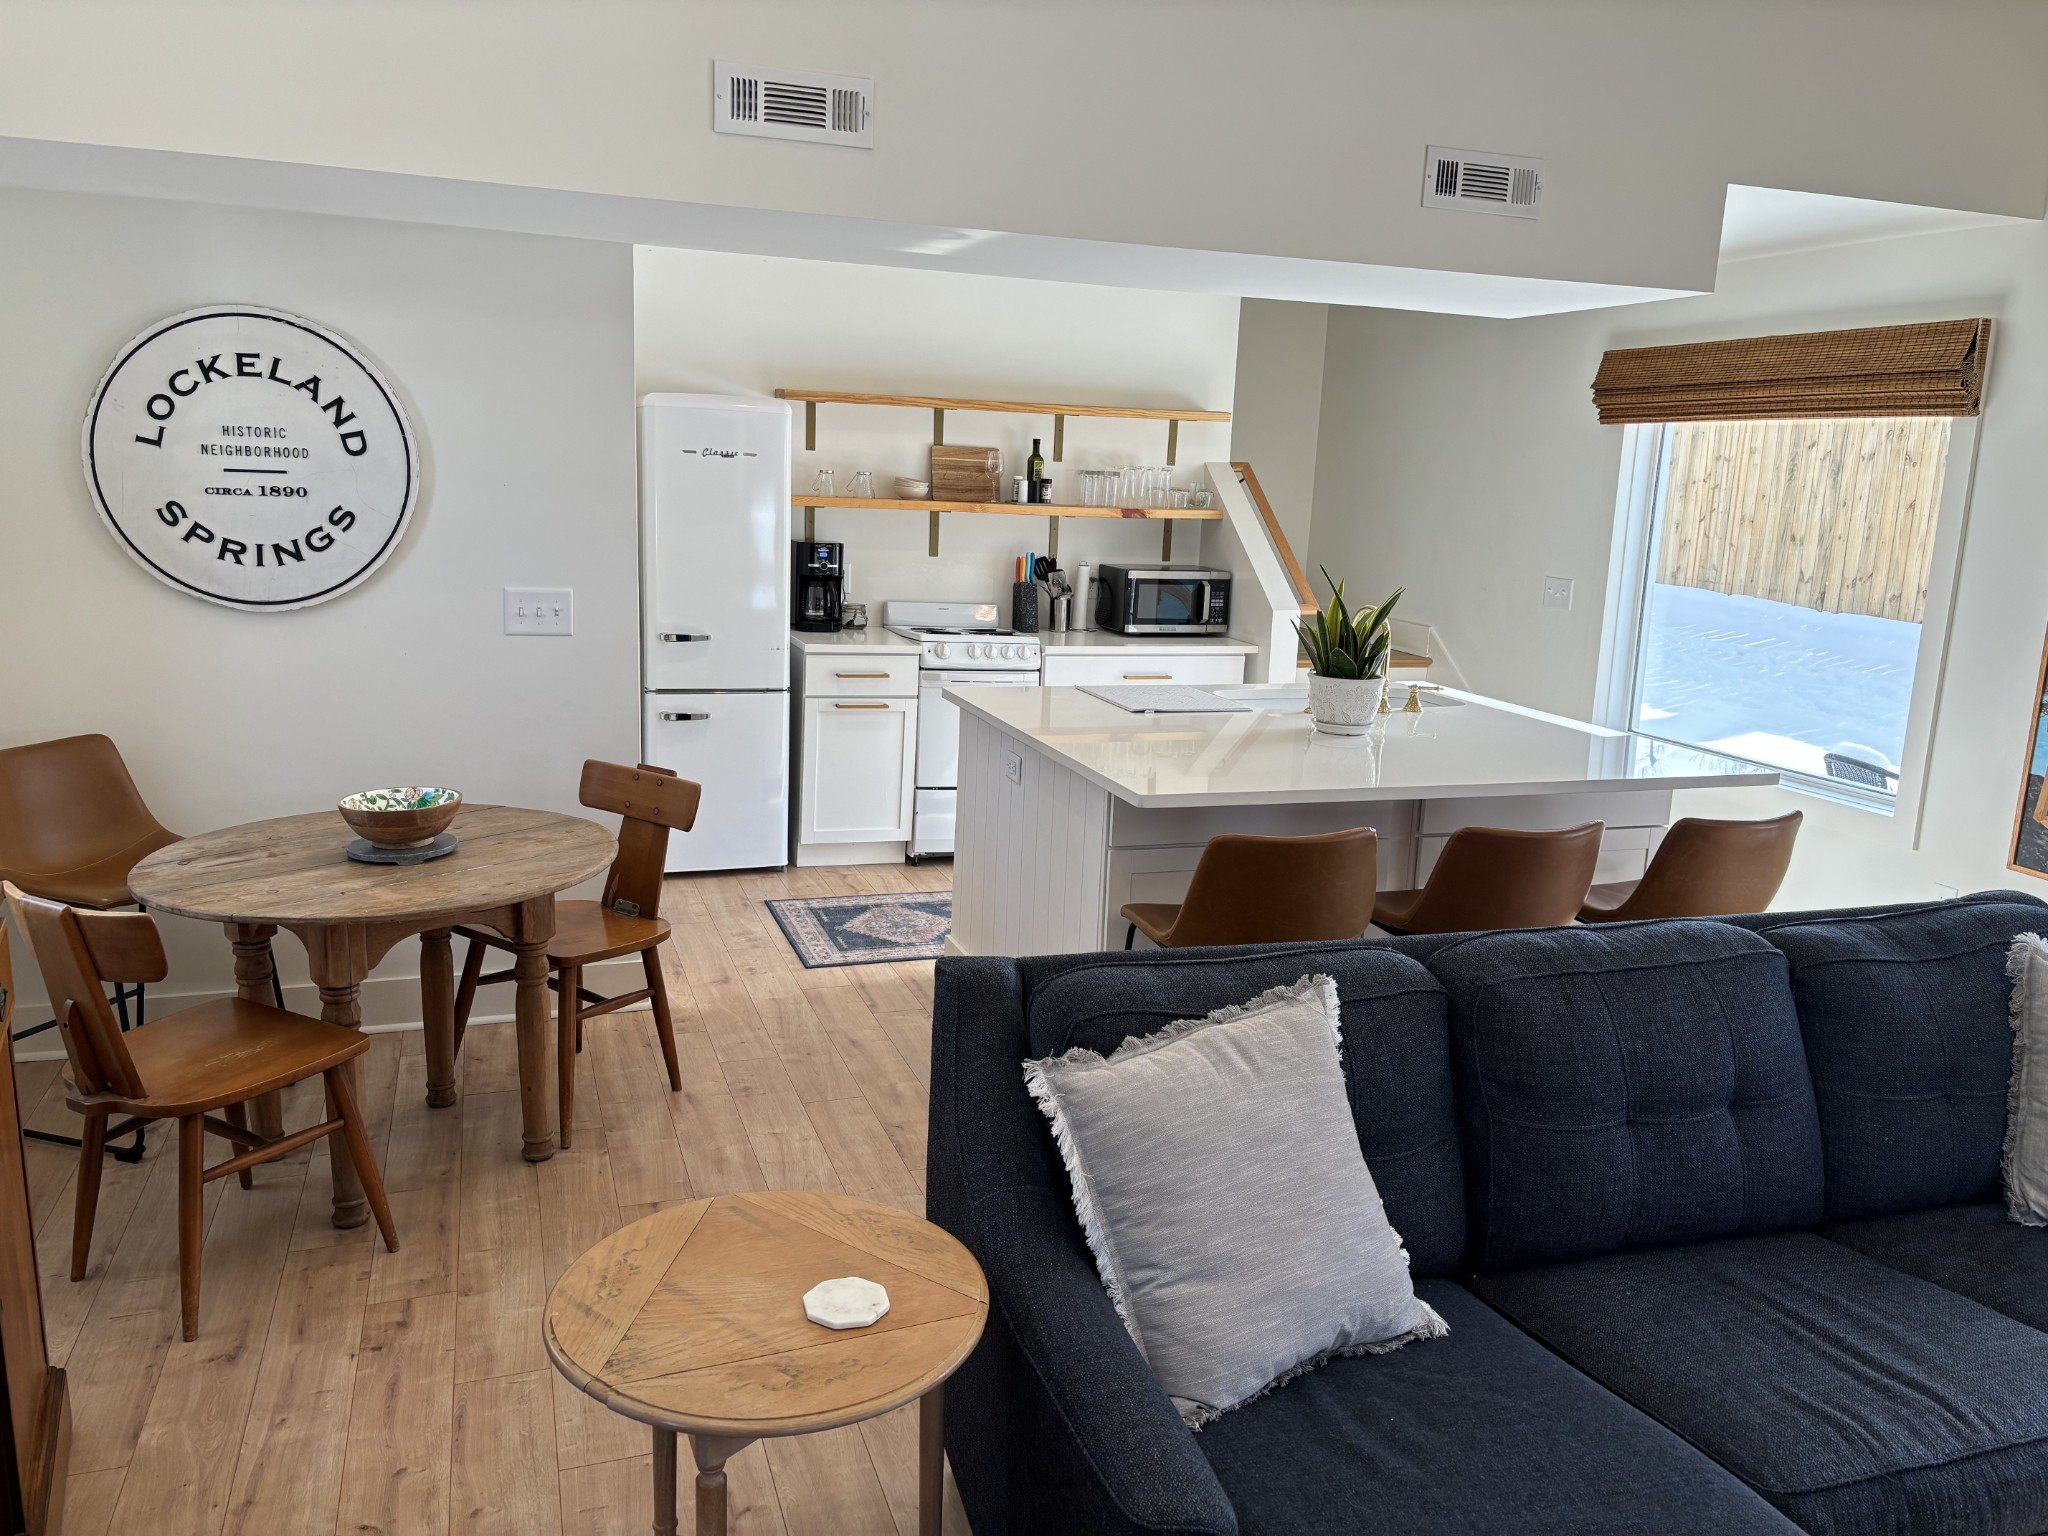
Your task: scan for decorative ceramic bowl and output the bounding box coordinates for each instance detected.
[894,477,930,499]
[337,786,463,848]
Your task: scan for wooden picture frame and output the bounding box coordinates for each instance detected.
[2007,624,2048,880]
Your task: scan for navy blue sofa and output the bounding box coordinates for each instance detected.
[927,892,2048,1536]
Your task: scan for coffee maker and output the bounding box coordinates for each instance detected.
[791,540,846,632]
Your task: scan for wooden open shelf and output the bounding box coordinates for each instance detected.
[793,495,1222,522]
[775,390,1229,423]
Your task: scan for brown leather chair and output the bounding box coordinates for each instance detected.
[1373,822,1604,936]
[1121,827,1379,949]
[1578,811,1802,923]
[453,762,701,1149]
[5,883,399,1340]
[0,734,230,1160]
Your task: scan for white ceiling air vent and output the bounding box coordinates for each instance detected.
[714,61,873,149]
[1421,145,1543,220]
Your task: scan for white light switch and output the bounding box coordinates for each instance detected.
[1542,576,1574,611]
[1004,747,1024,785]
[504,586,573,635]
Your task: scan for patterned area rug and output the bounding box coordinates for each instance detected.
[765,891,953,968]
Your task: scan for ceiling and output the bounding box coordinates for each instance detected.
[1719,184,2026,262]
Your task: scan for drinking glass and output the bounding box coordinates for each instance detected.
[1169,489,1191,509]
[848,470,875,499]
[1187,486,1213,510]
[810,468,836,497]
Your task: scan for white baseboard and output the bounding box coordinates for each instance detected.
[796,840,909,867]
[10,956,642,1062]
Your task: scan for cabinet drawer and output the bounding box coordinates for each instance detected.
[803,654,920,697]
[1041,652,1247,688]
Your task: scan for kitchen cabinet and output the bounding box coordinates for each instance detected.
[798,696,916,854]
[1040,651,1247,689]
[790,627,922,867]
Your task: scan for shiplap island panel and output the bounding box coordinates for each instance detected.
[947,684,1781,956]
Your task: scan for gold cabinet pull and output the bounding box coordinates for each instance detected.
[1123,673,1172,681]
[832,701,891,710]
[834,671,890,679]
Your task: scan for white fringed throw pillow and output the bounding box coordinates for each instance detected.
[1023,974,1447,1426]
[2005,935,2048,1226]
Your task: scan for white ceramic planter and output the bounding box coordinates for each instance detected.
[1306,673,1385,735]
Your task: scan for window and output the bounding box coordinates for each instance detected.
[1605,414,1971,808]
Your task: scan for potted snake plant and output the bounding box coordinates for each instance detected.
[1296,573,1403,734]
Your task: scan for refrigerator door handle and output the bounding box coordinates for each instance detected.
[659,710,712,722]
[658,632,712,643]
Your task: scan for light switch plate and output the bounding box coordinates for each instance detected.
[1004,747,1024,785]
[1542,575,1574,611]
[504,586,573,636]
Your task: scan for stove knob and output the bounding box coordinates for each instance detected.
[1003,644,1024,661]
[968,643,987,660]
[931,643,951,661]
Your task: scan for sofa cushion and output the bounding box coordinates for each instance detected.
[1470,1233,2048,1536]
[1427,921,1821,1270]
[1824,1200,2048,1332]
[1023,946,1466,1275]
[1196,1279,1800,1535]
[1761,900,2048,1220]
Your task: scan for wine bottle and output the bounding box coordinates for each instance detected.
[1026,438,1046,505]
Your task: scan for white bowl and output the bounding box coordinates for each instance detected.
[894,478,930,499]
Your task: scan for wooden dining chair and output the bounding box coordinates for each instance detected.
[1578,811,1803,923]
[1372,822,1605,936]
[451,762,701,1150]
[3,883,399,1341]
[1121,827,1380,949]
[0,733,285,1162]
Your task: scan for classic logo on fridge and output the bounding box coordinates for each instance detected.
[82,305,419,610]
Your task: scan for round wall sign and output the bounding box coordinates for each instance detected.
[82,306,418,610]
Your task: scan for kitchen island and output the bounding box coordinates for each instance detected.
[946,682,1780,955]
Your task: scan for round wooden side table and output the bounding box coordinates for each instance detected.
[544,1192,988,1536]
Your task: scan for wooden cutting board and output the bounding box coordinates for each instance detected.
[930,444,1002,503]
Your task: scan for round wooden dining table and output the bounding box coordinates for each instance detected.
[130,804,615,1228]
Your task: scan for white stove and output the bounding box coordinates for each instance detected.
[883,601,1042,859]
[884,600,1042,670]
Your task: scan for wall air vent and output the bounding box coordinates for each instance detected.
[1421,145,1543,219]
[715,61,873,149]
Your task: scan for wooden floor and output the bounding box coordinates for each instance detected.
[16,863,971,1536]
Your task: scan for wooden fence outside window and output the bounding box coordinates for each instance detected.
[1654,416,1950,624]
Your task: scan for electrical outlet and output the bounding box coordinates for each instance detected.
[504,586,573,635]
[1004,747,1024,785]
[1542,575,1574,611]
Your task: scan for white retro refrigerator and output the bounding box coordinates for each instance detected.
[640,394,792,871]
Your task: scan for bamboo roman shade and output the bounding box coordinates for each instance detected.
[1591,318,1991,424]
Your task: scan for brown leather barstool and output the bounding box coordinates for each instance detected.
[1372,822,1604,936]
[1121,827,1379,949]
[1578,811,1802,923]
[452,761,701,1149]
[0,734,284,1161]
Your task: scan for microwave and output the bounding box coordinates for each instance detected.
[1094,564,1232,635]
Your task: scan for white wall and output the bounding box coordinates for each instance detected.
[1229,298,1328,559]
[1,186,638,1024]
[634,247,1239,610]
[1307,219,2048,906]
[4,2,2046,297]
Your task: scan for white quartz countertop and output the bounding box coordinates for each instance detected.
[789,626,921,655]
[945,683,1781,808]
[1034,631,1260,656]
